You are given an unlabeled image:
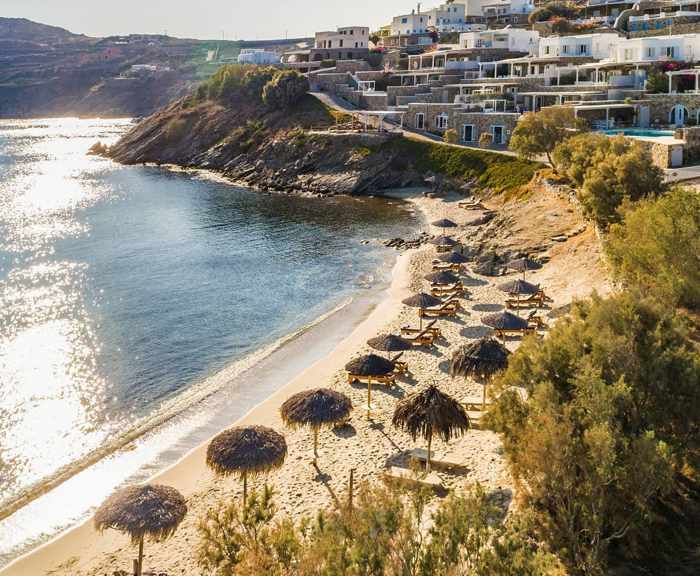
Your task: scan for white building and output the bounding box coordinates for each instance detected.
[237,49,281,65]
[481,0,534,19]
[315,26,369,50]
[538,33,622,60]
[390,2,475,35]
[612,33,700,63]
[459,28,539,54]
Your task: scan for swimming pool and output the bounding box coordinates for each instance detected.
[602,128,675,138]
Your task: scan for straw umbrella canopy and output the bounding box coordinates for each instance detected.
[95,484,187,576]
[367,334,412,356]
[403,292,443,330]
[482,311,529,341]
[431,218,458,234]
[449,338,510,408]
[206,425,287,503]
[280,388,352,462]
[392,385,470,473]
[346,353,397,418]
[424,270,460,286]
[429,235,458,248]
[438,251,470,264]
[497,279,540,296]
[508,257,542,279]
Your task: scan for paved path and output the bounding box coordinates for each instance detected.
[664,164,700,183]
[309,90,522,159]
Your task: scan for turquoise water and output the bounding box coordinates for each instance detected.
[0,118,417,564]
[602,128,675,138]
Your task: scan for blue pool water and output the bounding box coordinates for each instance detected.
[602,128,675,138]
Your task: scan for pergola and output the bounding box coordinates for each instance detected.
[356,110,406,132]
[357,80,376,92]
[520,90,607,111]
[667,67,700,94]
[572,103,637,129]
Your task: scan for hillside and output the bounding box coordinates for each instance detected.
[0,17,309,118]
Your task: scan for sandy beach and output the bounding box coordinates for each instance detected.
[1,190,610,576]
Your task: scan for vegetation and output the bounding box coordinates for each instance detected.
[262,70,310,109]
[552,133,666,227]
[486,293,700,575]
[443,128,458,144]
[528,1,581,24]
[197,483,564,576]
[193,64,309,110]
[385,137,542,193]
[509,107,586,171]
[607,187,700,311]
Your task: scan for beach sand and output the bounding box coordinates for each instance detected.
[1,190,610,576]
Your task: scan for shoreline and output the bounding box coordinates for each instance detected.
[0,194,425,576]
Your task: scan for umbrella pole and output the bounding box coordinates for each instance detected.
[367,377,372,420]
[243,471,248,505]
[419,311,423,331]
[313,428,319,461]
[482,381,487,410]
[426,429,432,474]
[137,535,144,576]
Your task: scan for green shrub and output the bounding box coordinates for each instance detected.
[384,137,541,193]
[486,293,700,575]
[262,70,310,109]
[444,128,458,144]
[164,117,188,143]
[607,187,700,310]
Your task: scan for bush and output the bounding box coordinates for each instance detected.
[479,132,493,148]
[486,293,700,575]
[444,128,458,144]
[552,133,666,227]
[607,187,700,310]
[509,107,586,170]
[262,70,310,109]
[164,117,188,143]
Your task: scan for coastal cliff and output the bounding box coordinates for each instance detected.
[105,66,541,196]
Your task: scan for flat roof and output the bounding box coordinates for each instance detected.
[520,90,607,96]
[574,103,636,110]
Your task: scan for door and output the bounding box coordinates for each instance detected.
[416,113,425,130]
[462,124,474,142]
[638,106,650,128]
[492,125,504,145]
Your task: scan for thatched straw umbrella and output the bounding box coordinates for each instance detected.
[367,334,412,357]
[346,354,396,417]
[508,257,542,279]
[392,385,470,473]
[206,425,287,503]
[95,484,187,576]
[482,311,529,341]
[438,251,470,264]
[497,279,540,310]
[425,270,460,286]
[402,292,443,330]
[431,218,458,234]
[280,388,352,462]
[429,235,458,248]
[449,338,510,408]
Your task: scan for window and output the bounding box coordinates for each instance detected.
[416,113,425,130]
[339,39,343,47]
[578,44,587,54]
[401,17,408,23]
[462,124,475,141]
[435,113,449,129]
[544,45,550,55]
[666,46,676,58]
[647,47,656,57]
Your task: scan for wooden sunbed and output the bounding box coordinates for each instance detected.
[458,200,486,210]
[391,352,409,375]
[494,326,537,339]
[526,310,548,330]
[435,245,453,253]
[431,262,462,273]
[461,395,491,411]
[408,448,467,471]
[401,319,441,338]
[420,301,459,318]
[403,328,437,347]
[384,466,445,492]
[465,410,483,429]
[347,372,396,386]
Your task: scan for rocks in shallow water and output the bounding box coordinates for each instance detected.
[384,232,430,250]
[87,141,109,156]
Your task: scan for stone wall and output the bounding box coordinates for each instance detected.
[387,85,434,105]
[646,94,700,125]
[361,92,389,110]
[403,103,464,132]
[315,73,351,92]
[450,112,520,144]
[628,18,700,38]
[335,60,372,73]
[676,125,700,161]
[635,139,681,168]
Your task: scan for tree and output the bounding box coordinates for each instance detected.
[509,107,586,170]
[607,187,700,311]
[262,70,310,109]
[485,293,700,575]
[579,139,665,227]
